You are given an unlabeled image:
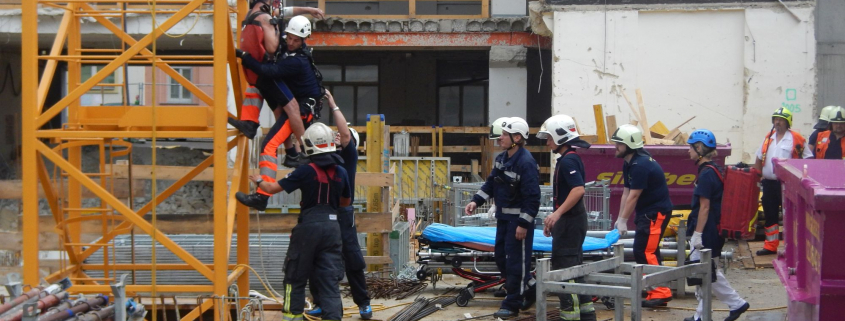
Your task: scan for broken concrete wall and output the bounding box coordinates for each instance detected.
[550,2,816,163]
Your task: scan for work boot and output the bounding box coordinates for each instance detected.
[228,117,259,140]
[359,305,373,320]
[235,192,269,211]
[725,302,750,321]
[756,248,777,256]
[282,154,306,168]
[683,317,700,321]
[641,297,671,308]
[520,284,537,311]
[306,306,322,317]
[492,308,518,319]
[493,286,507,297]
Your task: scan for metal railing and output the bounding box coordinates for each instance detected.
[317,0,490,19]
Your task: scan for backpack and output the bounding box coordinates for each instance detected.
[719,164,761,240]
[300,47,327,120]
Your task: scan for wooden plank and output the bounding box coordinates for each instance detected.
[651,138,676,145]
[363,256,392,265]
[635,89,652,145]
[620,88,640,122]
[650,120,669,138]
[0,231,100,251]
[748,241,779,268]
[736,240,756,270]
[111,165,393,186]
[572,117,582,135]
[666,128,682,141]
[471,159,479,176]
[670,116,697,132]
[593,105,607,144]
[605,115,618,141]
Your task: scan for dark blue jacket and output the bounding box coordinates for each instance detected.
[241,46,322,100]
[471,147,541,228]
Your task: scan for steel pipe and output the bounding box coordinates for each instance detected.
[38,295,108,321]
[1,292,68,321]
[0,287,44,316]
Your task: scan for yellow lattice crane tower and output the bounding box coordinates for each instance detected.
[21,1,253,320]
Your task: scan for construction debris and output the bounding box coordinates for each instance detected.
[343,277,428,300]
[594,89,699,146]
[387,296,457,321]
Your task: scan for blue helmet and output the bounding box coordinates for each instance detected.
[687,129,716,148]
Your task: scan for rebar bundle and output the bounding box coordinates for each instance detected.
[346,277,428,300]
[386,296,457,321]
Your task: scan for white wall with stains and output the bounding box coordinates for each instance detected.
[551,5,816,163]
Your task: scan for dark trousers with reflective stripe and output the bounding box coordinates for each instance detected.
[633,210,673,300]
[552,201,596,321]
[283,207,344,320]
[310,206,371,308]
[495,219,534,312]
[761,179,782,251]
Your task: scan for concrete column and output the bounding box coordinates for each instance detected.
[816,0,845,114]
[489,45,527,124]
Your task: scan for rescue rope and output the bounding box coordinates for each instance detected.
[147,1,202,38]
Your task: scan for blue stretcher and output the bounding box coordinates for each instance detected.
[421,223,620,252]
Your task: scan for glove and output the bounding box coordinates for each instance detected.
[235,49,245,58]
[690,231,704,249]
[487,204,497,219]
[614,218,628,236]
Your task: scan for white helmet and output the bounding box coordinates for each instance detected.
[349,127,360,150]
[501,117,529,139]
[610,124,644,149]
[301,122,336,156]
[489,117,510,140]
[537,114,579,145]
[285,16,312,38]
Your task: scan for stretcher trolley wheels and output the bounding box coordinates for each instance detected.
[451,258,463,268]
[416,266,429,281]
[456,286,475,307]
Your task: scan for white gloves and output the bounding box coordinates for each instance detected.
[487,204,497,219]
[615,218,628,236]
[690,231,704,250]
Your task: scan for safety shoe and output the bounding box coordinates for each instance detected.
[306,306,322,317]
[641,297,671,308]
[227,118,259,140]
[359,305,373,320]
[235,192,269,211]
[282,154,306,168]
[520,284,537,310]
[492,308,519,319]
[756,248,777,256]
[725,302,750,321]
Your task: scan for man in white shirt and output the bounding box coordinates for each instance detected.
[753,107,813,256]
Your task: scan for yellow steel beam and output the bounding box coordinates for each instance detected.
[213,0,230,319]
[227,17,245,115]
[36,129,224,139]
[44,264,80,284]
[365,114,386,271]
[77,2,220,112]
[181,298,215,321]
[36,5,72,114]
[236,135,250,309]
[76,138,237,262]
[36,155,80,265]
[225,137,248,254]
[36,0,207,128]
[81,264,237,270]
[21,0,39,286]
[35,141,215,280]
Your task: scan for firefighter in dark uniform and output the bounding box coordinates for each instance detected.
[610,124,674,307]
[306,91,373,319]
[464,117,540,319]
[234,16,324,210]
[537,115,596,321]
[236,122,349,321]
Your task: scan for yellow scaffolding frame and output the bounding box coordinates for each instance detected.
[22,1,251,320]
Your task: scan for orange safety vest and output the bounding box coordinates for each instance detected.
[761,130,807,163]
[240,11,274,86]
[814,131,845,159]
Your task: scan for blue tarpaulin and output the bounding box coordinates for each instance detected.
[421,223,620,252]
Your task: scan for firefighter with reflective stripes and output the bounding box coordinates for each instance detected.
[234,16,325,211]
[610,124,674,308]
[537,115,596,321]
[237,122,349,321]
[683,129,750,321]
[814,106,845,159]
[465,117,540,319]
[306,91,373,320]
[808,105,839,156]
[753,107,813,256]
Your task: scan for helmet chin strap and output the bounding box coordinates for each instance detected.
[507,132,518,150]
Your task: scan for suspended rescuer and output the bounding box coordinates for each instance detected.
[537,114,596,321]
[231,0,323,142]
[238,122,349,321]
[814,106,845,159]
[464,117,540,319]
[235,16,325,211]
[306,91,372,320]
[610,124,674,308]
[753,107,813,255]
[683,129,750,321]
